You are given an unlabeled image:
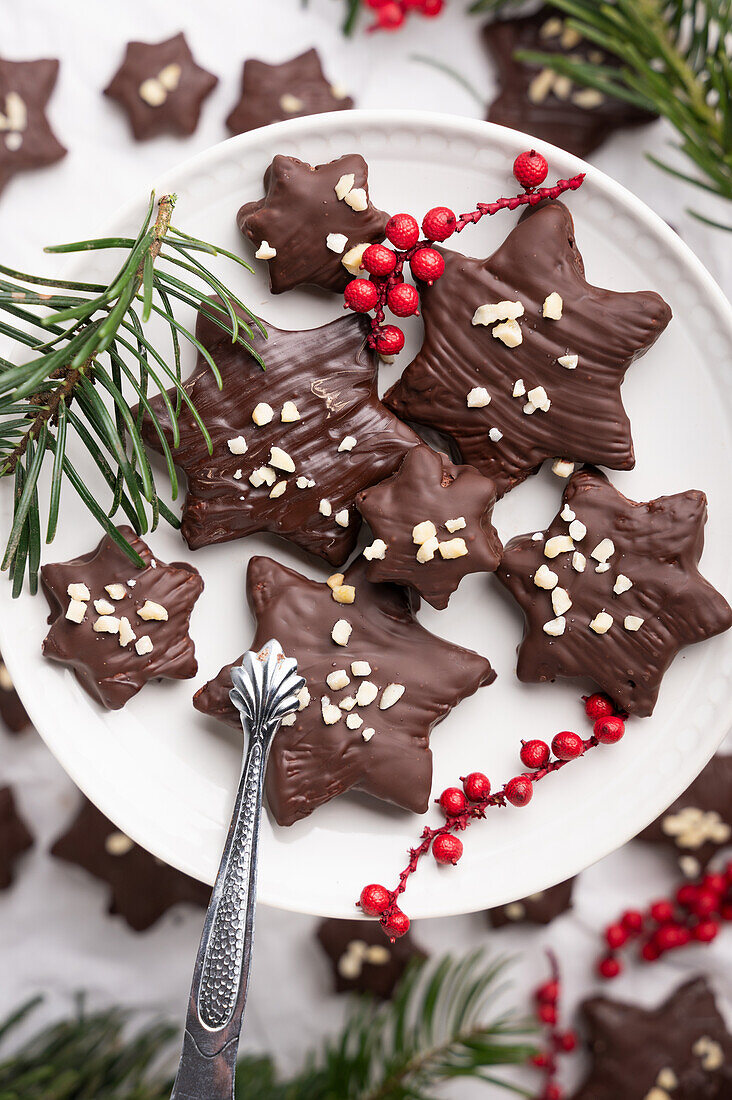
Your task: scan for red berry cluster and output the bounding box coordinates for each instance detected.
[530,953,577,1100]
[364,0,444,32]
[597,861,732,979]
[341,152,584,358]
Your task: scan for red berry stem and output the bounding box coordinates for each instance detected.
[530,951,576,1100]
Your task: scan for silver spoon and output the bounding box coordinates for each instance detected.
[170,639,305,1100]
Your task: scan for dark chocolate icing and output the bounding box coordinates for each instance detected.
[317,917,426,998]
[574,978,732,1100]
[194,555,495,826]
[0,786,33,890]
[51,798,210,931]
[487,877,574,928]
[637,755,732,878]
[0,651,30,734]
[356,444,502,610]
[495,467,732,717]
[140,305,419,565]
[226,48,353,135]
[237,153,389,294]
[384,202,672,498]
[0,57,66,196]
[483,8,656,159]
[41,526,203,710]
[104,32,217,141]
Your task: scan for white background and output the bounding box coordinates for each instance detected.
[1,1,731,1093]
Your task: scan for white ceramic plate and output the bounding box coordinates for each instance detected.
[2,110,731,919]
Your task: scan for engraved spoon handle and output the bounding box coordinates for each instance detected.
[170,641,304,1100]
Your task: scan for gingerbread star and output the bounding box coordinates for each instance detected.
[41,526,204,710]
[483,8,656,159]
[575,978,732,1100]
[317,918,426,999]
[0,786,33,890]
[384,202,672,497]
[0,57,66,196]
[51,798,210,931]
[140,306,419,566]
[193,555,495,826]
[495,467,732,716]
[226,48,353,135]
[356,444,502,610]
[486,877,574,928]
[637,754,732,878]
[0,650,30,734]
[104,33,217,141]
[238,153,389,294]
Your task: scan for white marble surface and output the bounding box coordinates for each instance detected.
[1,1,730,1093]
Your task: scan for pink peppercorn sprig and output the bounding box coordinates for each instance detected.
[530,952,577,1100]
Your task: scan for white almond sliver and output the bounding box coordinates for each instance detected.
[326,670,350,691]
[362,728,375,742]
[543,616,566,636]
[331,585,355,604]
[335,509,349,527]
[572,551,586,572]
[94,599,115,616]
[344,187,368,211]
[326,232,349,253]
[355,680,378,706]
[346,713,363,730]
[118,617,136,647]
[552,587,572,615]
[281,401,300,422]
[492,319,523,347]
[466,387,491,408]
[342,242,369,276]
[351,661,371,677]
[280,713,296,726]
[614,574,633,595]
[568,519,587,541]
[252,402,274,426]
[319,499,332,517]
[412,520,436,545]
[527,385,550,411]
[338,436,357,452]
[269,446,295,472]
[280,93,304,112]
[269,481,287,499]
[552,459,575,478]
[544,535,574,558]
[363,539,387,561]
[543,292,563,319]
[445,517,466,533]
[321,698,342,725]
[512,378,526,398]
[339,695,356,711]
[416,536,438,564]
[297,686,311,710]
[489,427,503,442]
[591,538,615,563]
[135,635,153,656]
[439,538,468,559]
[335,173,355,200]
[227,436,248,455]
[67,582,90,602]
[558,353,578,369]
[94,616,120,634]
[137,600,168,621]
[534,564,558,590]
[472,300,524,326]
[380,683,405,710]
[66,599,87,624]
[255,241,277,260]
[105,584,127,600]
[624,615,644,631]
[590,611,613,635]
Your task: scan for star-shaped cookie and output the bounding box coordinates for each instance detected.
[41,526,204,710]
[637,755,732,878]
[0,57,66,196]
[487,877,574,928]
[140,306,419,566]
[574,978,732,1100]
[317,918,426,998]
[51,798,210,931]
[0,786,33,890]
[193,555,495,826]
[495,467,732,716]
[384,201,672,497]
[355,444,502,610]
[238,153,389,294]
[0,651,30,734]
[104,33,217,140]
[226,48,353,135]
[483,8,656,159]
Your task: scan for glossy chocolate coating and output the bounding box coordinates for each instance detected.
[356,444,502,609]
[226,48,353,135]
[496,467,732,716]
[487,877,574,928]
[41,526,203,710]
[104,32,217,140]
[0,57,66,195]
[483,8,656,159]
[0,651,30,734]
[194,555,495,826]
[574,978,732,1099]
[317,917,426,998]
[0,786,33,890]
[238,153,388,294]
[384,202,672,498]
[140,306,419,565]
[51,798,210,931]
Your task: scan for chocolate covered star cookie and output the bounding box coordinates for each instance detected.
[0,57,66,196]
[226,48,353,135]
[356,445,502,610]
[637,755,732,878]
[140,306,418,565]
[496,467,732,716]
[385,202,671,498]
[104,33,217,140]
[41,527,204,710]
[317,918,426,998]
[0,652,30,734]
[51,798,209,931]
[0,786,32,890]
[483,8,656,159]
[194,555,495,826]
[238,154,389,294]
[574,978,732,1100]
[487,878,574,928]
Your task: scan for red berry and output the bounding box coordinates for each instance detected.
[385,212,420,250]
[372,2,405,29]
[505,775,533,807]
[362,243,397,276]
[421,206,456,242]
[724,860,732,883]
[513,149,549,190]
[693,919,719,943]
[382,906,410,938]
[598,956,621,979]
[692,888,719,918]
[583,693,615,720]
[649,899,674,924]
[386,282,420,318]
[556,1031,577,1053]
[676,883,698,909]
[536,980,559,1004]
[520,739,550,769]
[703,873,727,896]
[530,1052,550,1068]
[543,1086,563,1100]
[364,0,390,7]
[655,923,685,952]
[359,883,391,916]
[621,909,644,933]
[344,278,378,313]
[538,1003,557,1025]
[720,902,732,922]
[641,941,660,962]
[410,247,444,284]
[373,325,405,356]
[594,716,625,744]
[422,0,444,14]
[438,786,468,816]
[551,730,584,761]
[462,772,491,802]
[432,833,463,865]
[605,923,628,950]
